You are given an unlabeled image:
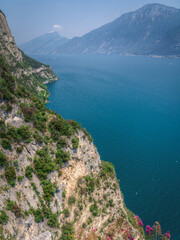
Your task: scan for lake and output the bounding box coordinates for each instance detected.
[33,54,180,239]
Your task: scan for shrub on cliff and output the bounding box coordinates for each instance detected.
[25,165,34,180]
[0,210,8,224]
[5,166,16,186]
[59,222,74,240]
[0,150,7,167]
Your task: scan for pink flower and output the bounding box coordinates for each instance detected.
[146,225,151,229]
[165,231,171,239]
[138,220,144,227]
[146,229,150,234]
[93,228,96,231]
[107,237,111,240]
[129,237,134,240]
[150,227,154,232]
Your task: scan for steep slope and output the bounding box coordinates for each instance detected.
[0,10,171,240]
[56,4,180,56]
[0,11,58,99]
[19,32,69,55]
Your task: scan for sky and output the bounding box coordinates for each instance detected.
[1,0,180,44]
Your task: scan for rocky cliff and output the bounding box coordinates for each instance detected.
[0,11,58,99]
[0,10,170,240]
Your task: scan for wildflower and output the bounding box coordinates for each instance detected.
[138,220,144,227]
[146,225,151,230]
[165,231,171,239]
[150,227,154,232]
[107,237,111,240]
[146,229,150,234]
[129,237,134,240]
[93,228,96,231]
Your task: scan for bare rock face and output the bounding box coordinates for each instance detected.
[0,11,22,63]
[33,231,51,240]
[0,11,58,96]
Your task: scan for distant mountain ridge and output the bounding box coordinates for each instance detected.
[56,3,180,57]
[19,32,69,55]
[20,4,180,57]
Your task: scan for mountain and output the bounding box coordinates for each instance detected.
[56,4,180,57]
[19,32,69,55]
[0,9,170,240]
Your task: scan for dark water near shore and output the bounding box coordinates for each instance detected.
[34,55,180,239]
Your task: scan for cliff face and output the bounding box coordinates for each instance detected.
[0,11,58,99]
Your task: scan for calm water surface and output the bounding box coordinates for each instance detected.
[34,55,180,239]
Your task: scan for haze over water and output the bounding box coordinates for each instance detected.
[34,55,180,239]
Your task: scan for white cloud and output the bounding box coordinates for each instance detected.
[52,24,63,32]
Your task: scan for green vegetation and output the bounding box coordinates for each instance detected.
[63,209,70,218]
[1,138,11,150]
[34,147,55,180]
[16,145,23,153]
[0,210,8,225]
[68,196,76,205]
[33,208,44,222]
[85,176,95,193]
[56,149,70,167]
[71,137,79,150]
[49,116,74,140]
[59,222,74,240]
[47,213,59,228]
[6,199,21,217]
[5,166,16,186]
[100,161,115,178]
[0,150,7,167]
[90,203,99,216]
[25,165,33,180]
[41,180,58,203]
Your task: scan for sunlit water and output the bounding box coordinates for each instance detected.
[33,54,180,239]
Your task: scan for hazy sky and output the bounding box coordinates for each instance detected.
[1,0,180,44]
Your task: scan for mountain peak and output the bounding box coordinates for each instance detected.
[137,3,179,15]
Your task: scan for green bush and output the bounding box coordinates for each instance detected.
[71,138,79,150]
[6,199,14,211]
[100,161,115,178]
[16,126,31,142]
[1,138,12,150]
[90,204,98,216]
[0,150,7,167]
[0,210,8,224]
[59,222,74,240]
[25,165,33,180]
[6,199,21,217]
[5,166,16,186]
[68,196,76,206]
[63,209,70,218]
[41,180,56,203]
[34,156,55,180]
[56,149,70,167]
[49,117,74,140]
[34,208,44,222]
[47,213,59,228]
[16,145,23,153]
[57,137,67,148]
[85,176,95,193]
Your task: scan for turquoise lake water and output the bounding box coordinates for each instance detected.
[34,55,180,239]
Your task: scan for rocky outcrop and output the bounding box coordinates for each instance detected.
[0,11,22,63]
[0,11,58,97]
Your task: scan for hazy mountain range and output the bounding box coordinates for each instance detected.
[19,32,68,55]
[20,4,180,57]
